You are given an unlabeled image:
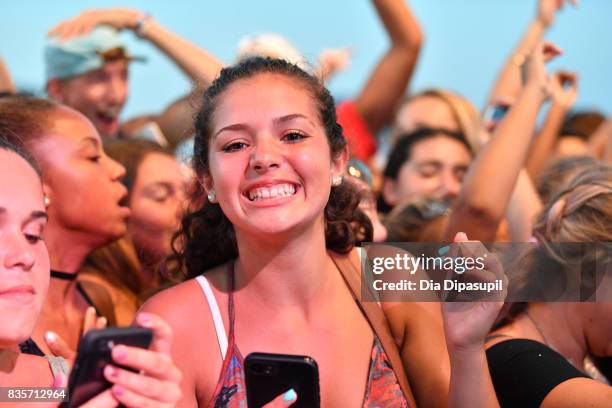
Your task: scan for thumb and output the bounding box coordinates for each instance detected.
[51,369,68,389]
[45,331,76,361]
[263,388,298,407]
[453,232,468,242]
[80,389,119,408]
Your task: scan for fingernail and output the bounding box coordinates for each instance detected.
[137,313,152,327]
[438,246,449,255]
[45,331,57,343]
[283,388,297,402]
[455,232,468,241]
[104,365,117,378]
[112,385,124,397]
[112,345,127,362]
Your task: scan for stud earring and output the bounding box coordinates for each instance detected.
[332,176,343,187]
[207,190,217,203]
[44,196,50,207]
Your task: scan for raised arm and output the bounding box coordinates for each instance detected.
[0,57,16,95]
[354,0,423,135]
[445,43,559,242]
[487,0,576,106]
[48,8,223,87]
[588,118,612,163]
[442,234,504,408]
[525,71,578,178]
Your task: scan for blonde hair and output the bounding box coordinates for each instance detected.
[534,165,612,245]
[394,88,481,154]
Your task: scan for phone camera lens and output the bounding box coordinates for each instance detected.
[250,363,276,376]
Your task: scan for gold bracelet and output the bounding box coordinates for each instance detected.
[511,52,526,67]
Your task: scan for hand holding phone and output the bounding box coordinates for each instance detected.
[67,313,182,407]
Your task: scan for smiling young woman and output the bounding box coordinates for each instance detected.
[139,58,503,408]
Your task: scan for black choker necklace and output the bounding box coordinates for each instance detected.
[50,270,77,281]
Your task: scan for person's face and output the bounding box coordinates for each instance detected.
[206,73,346,239]
[383,136,472,206]
[129,153,186,261]
[37,108,130,247]
[0,150,50,347]
[54,60,129,139]
[393,96,458,143]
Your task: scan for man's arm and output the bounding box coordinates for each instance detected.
[48,8,223,87]
[354,0,423,136]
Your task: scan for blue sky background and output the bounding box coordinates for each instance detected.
[2,0,610,119]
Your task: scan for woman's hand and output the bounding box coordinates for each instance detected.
[93,312,182,407]
[45,306,107,362]
[537,0,578,28]
[550,70,578,109]
[47,8,145,41]
[441,233,507,352]
[316,47,352,83]
[522,41,563,100]
[261,388,298,407]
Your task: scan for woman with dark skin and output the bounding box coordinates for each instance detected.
[0,97,127,358]
[81,140,186,325]
[0,137,182,407]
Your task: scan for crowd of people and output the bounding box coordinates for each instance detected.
[1,0,610,406]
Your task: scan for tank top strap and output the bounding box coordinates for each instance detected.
[228,261,237,331]
[195,274,229,360]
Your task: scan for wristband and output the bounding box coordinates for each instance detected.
[134,13,152,38]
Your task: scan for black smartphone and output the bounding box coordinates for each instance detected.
[245,352,320,408]
[66,327,153,407]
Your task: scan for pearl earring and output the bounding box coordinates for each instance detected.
[207,190,217,203]
[332,176,343,186]
[44,196,50,207]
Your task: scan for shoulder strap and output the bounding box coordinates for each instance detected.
[331,249,417,407]
[76,280,118,327]
[195,275,229,360]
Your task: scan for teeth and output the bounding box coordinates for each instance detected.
[248,183,296,201]
[98,107,120,119]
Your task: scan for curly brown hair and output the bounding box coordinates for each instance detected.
[166,57,372,280]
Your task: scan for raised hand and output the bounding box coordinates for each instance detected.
[441,233,507,352]
[48,8,145,41]
[537,0,578,28]
[550,70,578,109]
[316,47,352,82]
[521,41,563,100]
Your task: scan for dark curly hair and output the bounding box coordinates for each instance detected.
[166,57,372,279]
